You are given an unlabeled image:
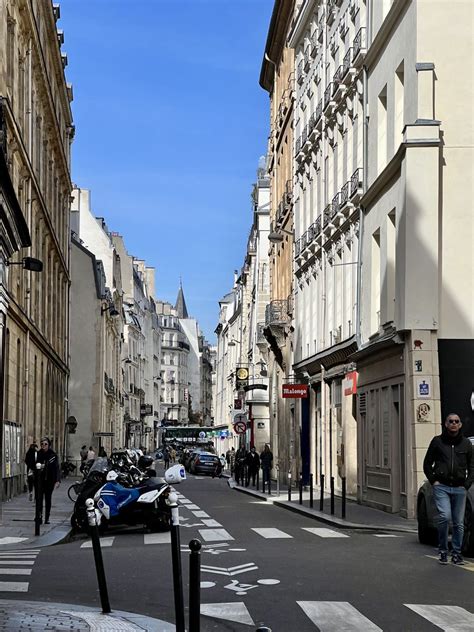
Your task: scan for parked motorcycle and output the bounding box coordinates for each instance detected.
[71,459,185,533]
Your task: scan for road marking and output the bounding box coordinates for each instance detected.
[0,537,28,545]
[405,604,474,630]
[0,581,29,592]
[200,581,216,588]
[199,529,234,542]
[200,602,254,626]
[192,511,210,518]
[425,555,474,571]
[144,533,171,545]
[0,569,32,575]
[373,534,402,538]
[257,579,280,585]
[0,560,34,565]
[201,519,222,527]
[185,504,200,510]
[201,562,258,577]
[81,537,115,549]
[252,528,293,539]
[179,499,192,504]
[297,601,382,631]
[302,527,349,539]
[0,553,38,558]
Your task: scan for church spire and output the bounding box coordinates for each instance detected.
[175,279,189,318]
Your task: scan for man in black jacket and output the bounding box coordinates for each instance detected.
[36,437,61,524]
[423,413,474,565]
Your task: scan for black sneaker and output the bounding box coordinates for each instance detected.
[438,551,448,565]
[452,553,466,565]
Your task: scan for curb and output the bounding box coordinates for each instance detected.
[232,483,417,534]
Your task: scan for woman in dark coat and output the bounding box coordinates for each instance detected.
[24,444,38,501]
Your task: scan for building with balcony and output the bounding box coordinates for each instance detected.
[0,1,74,497]
[288,0,364,500]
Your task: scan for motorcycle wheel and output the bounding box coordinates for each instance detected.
[147,509,171,533]
[70,509,88,533]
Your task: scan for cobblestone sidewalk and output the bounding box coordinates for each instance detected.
[0,599,174,631]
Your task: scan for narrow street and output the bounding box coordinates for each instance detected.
[2,470,473,631]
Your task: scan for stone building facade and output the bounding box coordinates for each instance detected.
[0,0,73,496]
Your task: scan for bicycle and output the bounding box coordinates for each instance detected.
[67,481,83,502]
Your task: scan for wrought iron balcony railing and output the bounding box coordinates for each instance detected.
[353,27,367,65]
[350,168,363,198]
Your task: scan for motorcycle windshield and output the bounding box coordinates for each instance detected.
[88,457,110,475]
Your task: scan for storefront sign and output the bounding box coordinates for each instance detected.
[343,371,358,396]
[282,384,308,398]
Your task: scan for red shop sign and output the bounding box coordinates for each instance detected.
[282,384,309,398]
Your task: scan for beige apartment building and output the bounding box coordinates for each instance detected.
[265,0,474,518]
[0,1,73,496]
[260,0,298,484]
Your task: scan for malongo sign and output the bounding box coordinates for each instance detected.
[282,384,309,398]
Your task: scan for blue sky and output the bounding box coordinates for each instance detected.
[59,0,274,341]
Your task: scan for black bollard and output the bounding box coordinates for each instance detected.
[34,464,43,536]
[256,471,259,492]
[268,474,271,495]
[189,539,202,632]
[169,492,185,632]
[85,499,111,614]
[319,474,325,511]
[309,473,314,509]
[288,472,292,502]
[342,476,346,519]
[330,476,335,515]
[299,473,303,505]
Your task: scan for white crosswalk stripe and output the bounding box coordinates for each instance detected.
[80,537,115,549]
[199,529,234,542]
[0,549,40,593]
[252,528,293,539]
[302,527,349,539]
[405,604,474,630]
[297,601,382,631]
[144,533,171,545]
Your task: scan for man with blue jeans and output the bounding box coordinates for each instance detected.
[423,413,474,565]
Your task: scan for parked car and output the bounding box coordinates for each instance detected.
[417,479,474,555]
[184,448,206,472]
[190,451,221,476]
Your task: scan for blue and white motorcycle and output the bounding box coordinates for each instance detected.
[72,461,186,533]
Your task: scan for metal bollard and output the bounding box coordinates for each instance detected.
[309,473,314,509]
[34,463,43,536]
[256,471,260,492]
[319,474,325,511]
[189,539,202,632]
[299,473,303,505]
[330,476,335,515]
[169,492,185,632]
[85,498,111,614]
[288,471,292,502]
[342,476,346,519]
[268,474,271,496]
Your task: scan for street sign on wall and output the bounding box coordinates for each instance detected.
[282,384,308,398]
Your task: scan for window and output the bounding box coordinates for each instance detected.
[371,229,381,333]
[394,62,404,149]
[377,86,388,173]
[386,210,396,322]
[7,14,15,94]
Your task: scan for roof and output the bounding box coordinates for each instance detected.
[175,282,189,318]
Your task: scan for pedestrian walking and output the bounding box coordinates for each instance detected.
[36,437,60,524]
[260,444,273,491]
[225,449,231,470]
[24,443,38,501]
[229,446,236,475]
[163,446,170,469]
[170,447,177,464]
[246,446,260,487]
[423,413,474,565]
[79,445,88,472]
[86,446,96,461]
[234,446,247,486]
[98,446,107,458]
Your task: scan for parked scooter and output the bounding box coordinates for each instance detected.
[71,460,186,533]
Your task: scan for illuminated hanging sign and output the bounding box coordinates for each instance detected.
[282,384,308,398]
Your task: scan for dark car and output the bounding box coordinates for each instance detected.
[417,479,474,555]
[190,451,221,476]
[183,449,204,472]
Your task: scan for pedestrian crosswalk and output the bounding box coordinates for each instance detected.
[0,549,40,593]
[76,525,404,548]
[199,600,474,630]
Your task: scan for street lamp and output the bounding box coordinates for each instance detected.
[5,256,43,272]
[268,228,293,244]
[227,337,241,347]
[101,303,119,317]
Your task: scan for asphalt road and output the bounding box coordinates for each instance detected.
[5,470,474,631]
